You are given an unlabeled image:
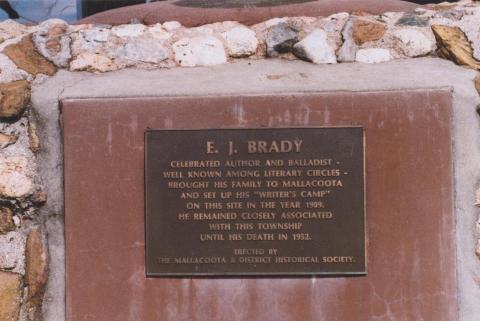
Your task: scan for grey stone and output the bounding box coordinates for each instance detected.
[293,29,336,64]
[396,12,430,27]
[337,18,357,62]
[120,38,168,64]
[266,22,298,57]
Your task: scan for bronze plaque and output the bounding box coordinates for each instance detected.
[145,127,365,276]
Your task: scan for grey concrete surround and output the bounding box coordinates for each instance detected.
[31,58,480,321]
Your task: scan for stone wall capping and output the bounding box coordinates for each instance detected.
[0,2,477,74]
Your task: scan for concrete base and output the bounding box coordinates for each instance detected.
[31,58,480,321]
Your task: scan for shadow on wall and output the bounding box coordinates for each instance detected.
[0,0,460,23]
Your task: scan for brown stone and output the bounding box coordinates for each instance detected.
[77,0,422,27]
[3,35,56,76]
[28,121,40,153]
[432,25,480,70]
[24,227,48,321]
[0,271,22,321]
[0,80,30,119]
[45,24,68,54]
[352,18,387,45]
[0,132,17,149]
[0,207,15,235]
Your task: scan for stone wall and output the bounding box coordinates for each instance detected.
[0,1,480,320]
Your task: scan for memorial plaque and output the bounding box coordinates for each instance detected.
[145,127,365,275]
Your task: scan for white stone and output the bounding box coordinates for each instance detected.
[221,26,259,58]
[0,231,25,274]
[173,36,227,67]
[393,28,435,57]
[265,18,288,28]
[191,26,214,35]
[33,19,72,67]
[0,20,29,41]
[293,29,337,64]
[120,38,168,64]
[82,27,110,43]
[112,24,146,38]
[70,53,117,72]
[458,12,480,60]
[337,19,356,62]
[355,48,392,63]
[0,53,28,83]
[147,24,172,40]
[163,21,182,31]
[0,156,33,198]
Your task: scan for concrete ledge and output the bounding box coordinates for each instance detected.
[32,58,480,321]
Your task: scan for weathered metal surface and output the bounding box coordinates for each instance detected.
[145,127,365,275]
[63,90,456,321]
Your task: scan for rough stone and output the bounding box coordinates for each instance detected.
[70,53,117,73]
[32,19,72,68]
[0,156,34,199]
[396,11,430,27]
[3,36,57,76]
[293,29,337,64]
[173,36,227,67]
[393,28,435,57]
[163,21,182,31]
[112,24,146,38]
[432,25,480,70]
[435,8,465,21]
[115,37,168,64]
[0,20,29,41]
[0,271,22,321]
[82,27,110,43]
[352,18,387,45]
[221,25,259,58]
[28,121,40,153]
[0,207,15,234]
[356,48,392,63]
[0,80,30,119]
[146,24,172,41]
[266,22,299,57]
[458,12,480,61]
[0,54,29,84]
[24,227,49,321]
[0,132,17,149]
[0,232,25,273]
[338,18,357,62]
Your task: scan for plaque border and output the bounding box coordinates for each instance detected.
[144,126,367,277]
